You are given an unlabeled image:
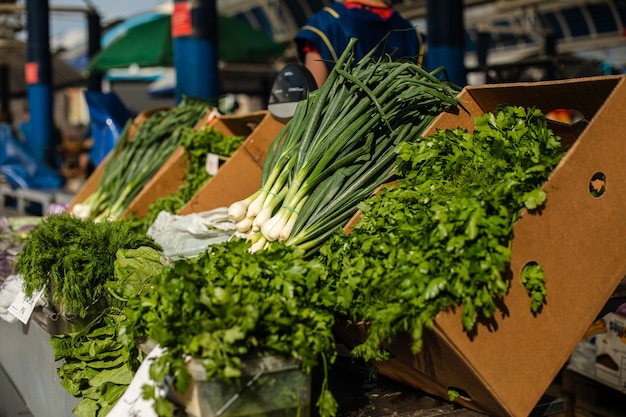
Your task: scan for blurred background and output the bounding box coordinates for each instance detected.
[1,0,625,191]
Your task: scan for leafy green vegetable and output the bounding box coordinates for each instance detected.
[121,239,338,417]
[51,309,135,417]
[448,389,461,402]
[50,245,169,416]
[76,97,210,221]
[317,105,565,360]
[15,213,160,317]
[521,263,547,313]
[107,246,171,304]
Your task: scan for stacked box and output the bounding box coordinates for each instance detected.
[568,311,626,393]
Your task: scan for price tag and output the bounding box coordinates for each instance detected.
[8,287,43,325]
[107,345,166,417]
[206,153,220,176]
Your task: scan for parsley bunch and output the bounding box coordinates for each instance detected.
[122,239,338,417]
[318,106,565,359]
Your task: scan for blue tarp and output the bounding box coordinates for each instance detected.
[0,123,65,189]
[84,91,135,167]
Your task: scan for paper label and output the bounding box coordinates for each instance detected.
[206,153,220,176]
[8,287,43,325]
[107,345,166,417]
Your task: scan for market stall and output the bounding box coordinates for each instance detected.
[2,36,626,417]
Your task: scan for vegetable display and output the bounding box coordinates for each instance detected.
[4,30,572,417]
[318,105,565,360]
[116,107,565,416]
[228,37,460,255]
[15,213,161,318]
[73,98,210,221]
[121,239,338,417]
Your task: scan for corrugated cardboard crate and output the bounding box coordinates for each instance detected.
[179,110,285,215]
[335,75,626,417]
[120,108,222,219]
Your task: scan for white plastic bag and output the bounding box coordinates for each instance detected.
[0,275,23,323]
[147,208,236,259]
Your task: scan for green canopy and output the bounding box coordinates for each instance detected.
[89,13,285,72]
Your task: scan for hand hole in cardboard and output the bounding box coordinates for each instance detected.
[447,386,472,402]
[546,109,584,125]
[589,172,606,198]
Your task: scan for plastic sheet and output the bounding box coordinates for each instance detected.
[84,91,135,166]
[0,275,21,323]
[0,123,65,189]
[147,207,236,259]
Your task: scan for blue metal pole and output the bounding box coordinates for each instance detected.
[426,0,467,87]
[26,0,54,166]
[0,65,9,112]
[172,0,219,105]
[86,8,102,92]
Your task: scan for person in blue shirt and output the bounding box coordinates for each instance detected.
[294,0,425,87]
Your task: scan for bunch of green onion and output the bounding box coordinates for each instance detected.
[228,37,461,255]
[72,98,210,222]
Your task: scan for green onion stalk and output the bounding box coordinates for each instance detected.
[228,36,461,255]
[72,98,210,221]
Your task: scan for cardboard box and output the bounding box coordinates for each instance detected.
[179,110,285,214]
[335,75,626,417]
[120,108,222,218]
[568,312,626,394]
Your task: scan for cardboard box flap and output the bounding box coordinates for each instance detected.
[334,321,514,416]
[210,111,275,162]
[422,76,617,157]
[466,75,621,122]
